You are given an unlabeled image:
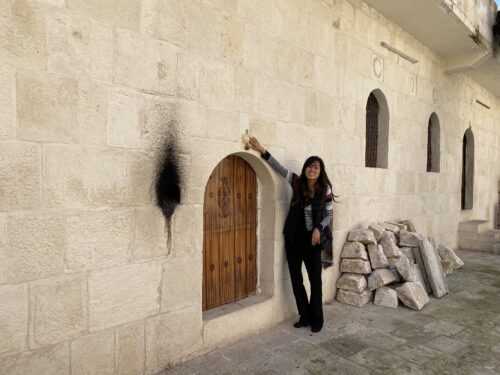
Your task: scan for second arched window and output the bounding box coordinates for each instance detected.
[365,90,389,169]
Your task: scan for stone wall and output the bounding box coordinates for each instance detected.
[1,0,500,373]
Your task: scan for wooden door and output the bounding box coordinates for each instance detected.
[203,156,257,311]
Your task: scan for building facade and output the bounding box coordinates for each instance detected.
[1,0,499,374]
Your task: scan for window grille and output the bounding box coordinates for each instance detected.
[427,118,433,172]
[365,93,379,168]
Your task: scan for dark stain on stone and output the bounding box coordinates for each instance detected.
[155,121,181,219]
[155,114,183,251]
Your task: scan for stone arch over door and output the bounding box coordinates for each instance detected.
[365,89,389,168]
[427,112,440,172]
[462,128,474,210]
[203,155,257,310]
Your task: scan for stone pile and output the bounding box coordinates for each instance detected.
[336,221,464,310]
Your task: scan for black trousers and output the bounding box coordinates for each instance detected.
[285,232,323,327]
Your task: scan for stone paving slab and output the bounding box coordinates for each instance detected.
[159,250,500,375]
[426,335,468,354]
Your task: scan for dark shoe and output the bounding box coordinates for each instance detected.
[311,325,322,333]
[293,319,309,328]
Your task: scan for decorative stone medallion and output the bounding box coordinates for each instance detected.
[432,87,438,104]
[371,54,384,82]
[409,74,417,96]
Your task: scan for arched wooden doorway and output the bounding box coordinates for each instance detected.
[203,155,257,311]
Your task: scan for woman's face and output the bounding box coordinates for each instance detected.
[305,161,321,182]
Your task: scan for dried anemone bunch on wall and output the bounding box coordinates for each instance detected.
[155,118,182,249]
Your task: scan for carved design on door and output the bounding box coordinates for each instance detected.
[203,156,257,311]
[217,176,231,218]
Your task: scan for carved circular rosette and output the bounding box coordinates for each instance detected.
[372,54,384,81]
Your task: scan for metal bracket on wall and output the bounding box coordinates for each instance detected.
[380,42,419,64]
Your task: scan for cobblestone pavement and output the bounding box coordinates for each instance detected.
[161,250,500,375]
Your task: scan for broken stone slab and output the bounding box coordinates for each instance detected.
[341,242,369,260]
[411,256,431,294]
[368,269,399,290]
[387,256,399,269]
[368,223,385,241]
[395,255,416,282]
[380,232,401,258]
[374,287,398,309]
[367,244,389,269]
[336,288,370,307]
[437,245,464,270]
[411,264,430,294]
[381,222,400,234]
[400,247,416,263]
[336,273,367,293]
[347,229,376,245]
[399,230,422,247]
[430,237,438,249]
[391,269,401,282]
[396,281,429,310]
[387,221,407,231]
[418,238,449,298]
[441,260,454,276]
[340,259,372,274]
[379,229,397,243]
[400,219,417,232]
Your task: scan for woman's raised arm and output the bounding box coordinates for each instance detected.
[248,136,295,185]
[248,136,266,155]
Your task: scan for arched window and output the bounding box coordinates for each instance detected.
[365,89,389,168]
[426,113,440,172]
[461,128,474,210]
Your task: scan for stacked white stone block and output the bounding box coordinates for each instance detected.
[337,221,464,311]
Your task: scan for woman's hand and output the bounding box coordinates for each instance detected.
[311,228,320,246]
[248,137,266,154]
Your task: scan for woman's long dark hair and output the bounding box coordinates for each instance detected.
[291,156,337,206]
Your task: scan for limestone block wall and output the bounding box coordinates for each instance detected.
[1,0,500,373]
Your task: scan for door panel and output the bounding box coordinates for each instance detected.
[218,158,235,305]
[234,158,247,300]
[203,156,257,311]
[245,165,257,294]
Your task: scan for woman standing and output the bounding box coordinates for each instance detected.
[249,137,334,333]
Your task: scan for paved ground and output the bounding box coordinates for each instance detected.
[161,250,500,374]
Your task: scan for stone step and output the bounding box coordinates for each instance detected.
[494,243,500,255]
[459,228,500,254]
[459,220,491,234]
[459,238,495,252]
[480,229,500,242]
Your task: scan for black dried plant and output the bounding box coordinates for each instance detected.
[155,119,182,249]
[156,141,181,219]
